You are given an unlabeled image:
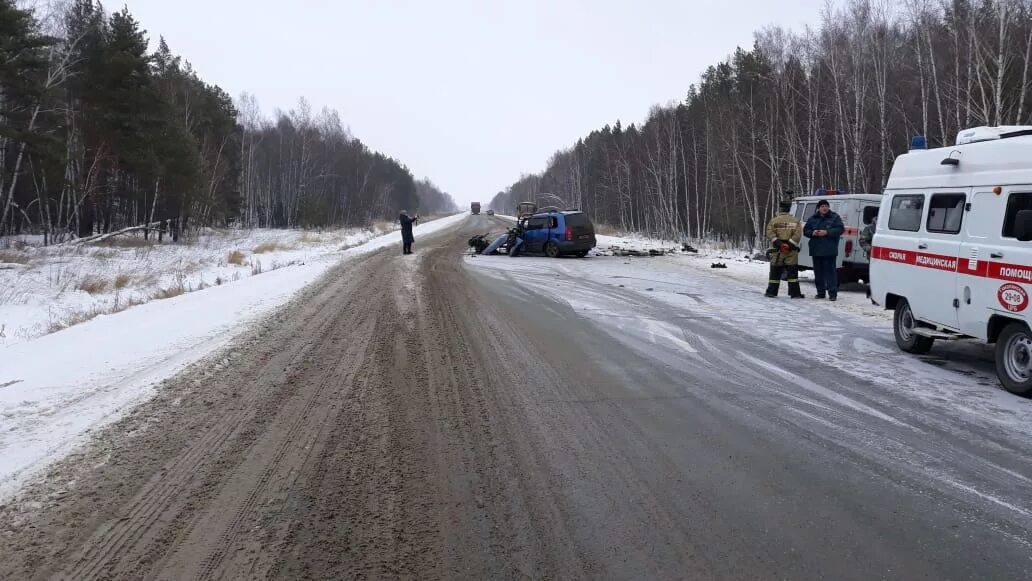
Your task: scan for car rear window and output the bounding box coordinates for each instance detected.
[564,213,592,227]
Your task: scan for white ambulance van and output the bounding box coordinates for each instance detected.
[871,126,1032,395]
[790,191,881,283]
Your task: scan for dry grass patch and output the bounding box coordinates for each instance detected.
[227,250,246,265]
[153,286,185,300]
[46,296,146,334]
[0,250,31,264]
[48,309,102,334]
[114,273,132,289]
[252,241,283,254]
[76,276,110,294]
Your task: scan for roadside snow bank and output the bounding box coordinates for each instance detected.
[0,213,465,501]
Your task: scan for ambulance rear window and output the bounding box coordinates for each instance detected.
[888,195,924,232]
[927,194,965,234]
[1003,193,1032,238]
[862,206,879,225]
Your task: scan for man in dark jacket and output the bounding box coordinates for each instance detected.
[803,199,844,301]
[399,210,418,255]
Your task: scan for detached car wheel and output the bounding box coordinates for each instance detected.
[995,323,1032,396]
[545,241,561,258]
[893,298,934,354]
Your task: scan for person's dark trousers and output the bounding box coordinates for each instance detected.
[813,256,838,298]
[766,263,785,296]
[785,264,803,297]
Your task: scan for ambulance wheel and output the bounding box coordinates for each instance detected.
[894,299,934,354]
[995,323,1032,396]
[545,241,561,258]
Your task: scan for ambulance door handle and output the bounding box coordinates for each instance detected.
[918,243,928,250]
[991,252,1004,259]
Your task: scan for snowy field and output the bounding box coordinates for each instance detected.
[0,227,396,347]
[0,213,465,500]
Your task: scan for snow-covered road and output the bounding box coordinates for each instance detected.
[466,244,1032,574]
[0,213,466,500]
[468,248,1031,436]
[2,214,1030,579]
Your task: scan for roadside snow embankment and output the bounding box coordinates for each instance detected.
[0,213,465,501]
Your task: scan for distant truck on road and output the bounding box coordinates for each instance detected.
[471,202,481,215]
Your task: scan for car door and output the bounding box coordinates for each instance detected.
[876,191,926,319]
[979,191,1032,334]
[920,192,967,329]
[958,190,1007,338]
[547,216,560,246]
[796,202,818,268]
[525,217,548,252]
[857,204,879,266]
[829,199,850,268]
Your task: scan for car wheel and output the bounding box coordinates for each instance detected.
[545,241,561,258]
[893,298,934,354]
[995,322,1032,396]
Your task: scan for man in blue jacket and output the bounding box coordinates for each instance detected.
[803,199,844,301]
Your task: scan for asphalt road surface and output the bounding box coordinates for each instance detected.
[2,215,1030,580]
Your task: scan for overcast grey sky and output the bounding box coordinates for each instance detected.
[122,0,826,205]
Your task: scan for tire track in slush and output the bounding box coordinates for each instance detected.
[152,261,395,580]
[190,313,379,581]
[64,314,338,579]
[57,256,385,581]
[264,254,441,579]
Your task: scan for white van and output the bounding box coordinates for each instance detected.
[790,192,881,283]
[871,126,1032,395]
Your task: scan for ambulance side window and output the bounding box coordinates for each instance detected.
[802,202,817,218]
[926,194,965,234]
[1002,193,1032,238]
[887,195,925,232]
